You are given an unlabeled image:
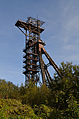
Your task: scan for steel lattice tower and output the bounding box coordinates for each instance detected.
[15,17,62,85]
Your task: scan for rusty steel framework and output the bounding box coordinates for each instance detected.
[15,17,62,85]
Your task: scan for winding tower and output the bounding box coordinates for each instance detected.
[15,17,61,85]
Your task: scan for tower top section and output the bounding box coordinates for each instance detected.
[15,17,45,35]
[27,17,45,27]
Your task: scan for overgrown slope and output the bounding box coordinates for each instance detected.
[0,62,79,119]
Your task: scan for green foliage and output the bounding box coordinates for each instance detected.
[0,62,79,118]
[0,99,39,119]
[0,80,19,99]
[20,83,50,106]
[33,104,52,119]
[48,62,79,119]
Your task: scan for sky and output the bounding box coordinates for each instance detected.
[0,0,79,85]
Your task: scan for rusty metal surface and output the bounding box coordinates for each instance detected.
[15,20,44,35]
[15,17,62,86]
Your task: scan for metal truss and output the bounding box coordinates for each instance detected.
[15,17,62,85]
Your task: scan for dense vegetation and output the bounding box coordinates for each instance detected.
[0,62,79,119]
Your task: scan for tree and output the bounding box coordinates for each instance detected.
[0,79,19,99]
[48,62,79,119]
